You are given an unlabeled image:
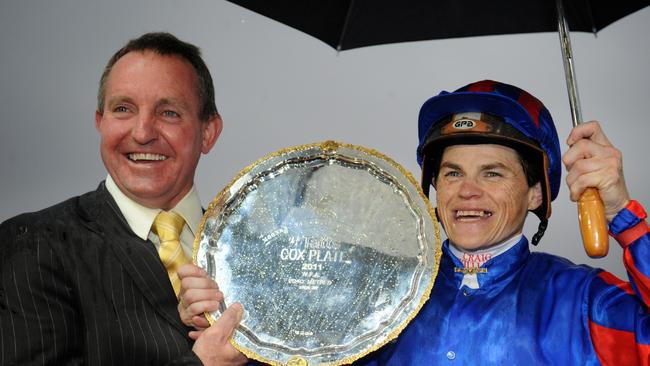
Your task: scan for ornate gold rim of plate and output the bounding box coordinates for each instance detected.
[193,141,441,366]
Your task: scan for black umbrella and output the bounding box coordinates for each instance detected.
[225,0,649,258]
[225,0,647,51]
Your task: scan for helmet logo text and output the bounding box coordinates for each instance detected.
[453,119,476,129]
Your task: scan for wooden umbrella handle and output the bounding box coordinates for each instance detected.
[577,187,609,258]
[556,0,610,258]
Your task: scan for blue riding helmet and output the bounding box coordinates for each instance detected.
[416,80,562,244]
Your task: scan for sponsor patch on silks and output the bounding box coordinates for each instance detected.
[462,252,492,268]
[454,267,488,275]
[454,252,491,274]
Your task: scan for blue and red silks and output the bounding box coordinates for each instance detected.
[359,201,650,365]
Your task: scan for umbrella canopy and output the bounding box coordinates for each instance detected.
[226,0,648,51]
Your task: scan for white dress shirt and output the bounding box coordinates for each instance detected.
[105,175,203,258]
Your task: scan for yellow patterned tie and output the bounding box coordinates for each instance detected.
[152,211,189,297]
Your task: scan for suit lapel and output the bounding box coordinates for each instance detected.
[82,183,191,335]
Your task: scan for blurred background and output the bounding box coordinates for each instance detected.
[1,0,648,277]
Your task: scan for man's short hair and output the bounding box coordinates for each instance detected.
[97,32,218,121]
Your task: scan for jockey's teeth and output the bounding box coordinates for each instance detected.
[456,210,492,218]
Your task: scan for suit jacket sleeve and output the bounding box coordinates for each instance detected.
[1,214,84,365]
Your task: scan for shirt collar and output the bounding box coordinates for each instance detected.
[105,175,203,240]
[448,233,523,262]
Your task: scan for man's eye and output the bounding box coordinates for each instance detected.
[162,110,180,118]
[114,106,129,113]
[485,171,502,177]
[444,171,461,177]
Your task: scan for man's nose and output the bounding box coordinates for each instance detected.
[458,178,483,199]
[131,112,158,144]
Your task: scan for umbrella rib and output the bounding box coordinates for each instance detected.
[584,0,597,35]
[337,0,356,52]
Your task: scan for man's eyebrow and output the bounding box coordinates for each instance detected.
[440,161,462,170]
[158,98,190,110]
[106,95,134,107]
[440,161,511,171]
[480,162,509,170]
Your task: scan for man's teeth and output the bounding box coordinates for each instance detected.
[456,210,492,218]
[128,153,167,161]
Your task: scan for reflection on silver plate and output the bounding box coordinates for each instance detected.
[194,141,441,366]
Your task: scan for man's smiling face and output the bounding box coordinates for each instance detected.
[435,144,542,250]
[95,50,221,210]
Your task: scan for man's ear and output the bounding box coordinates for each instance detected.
[95,110,103,131]
[527,182,543,211]
[201,114,223,154]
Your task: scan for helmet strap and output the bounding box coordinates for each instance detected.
[420,154,435,197]
[531,219,548,246]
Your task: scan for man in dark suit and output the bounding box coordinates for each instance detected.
[0,32,248,365]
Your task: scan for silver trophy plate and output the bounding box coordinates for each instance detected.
[194,141,441,366]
